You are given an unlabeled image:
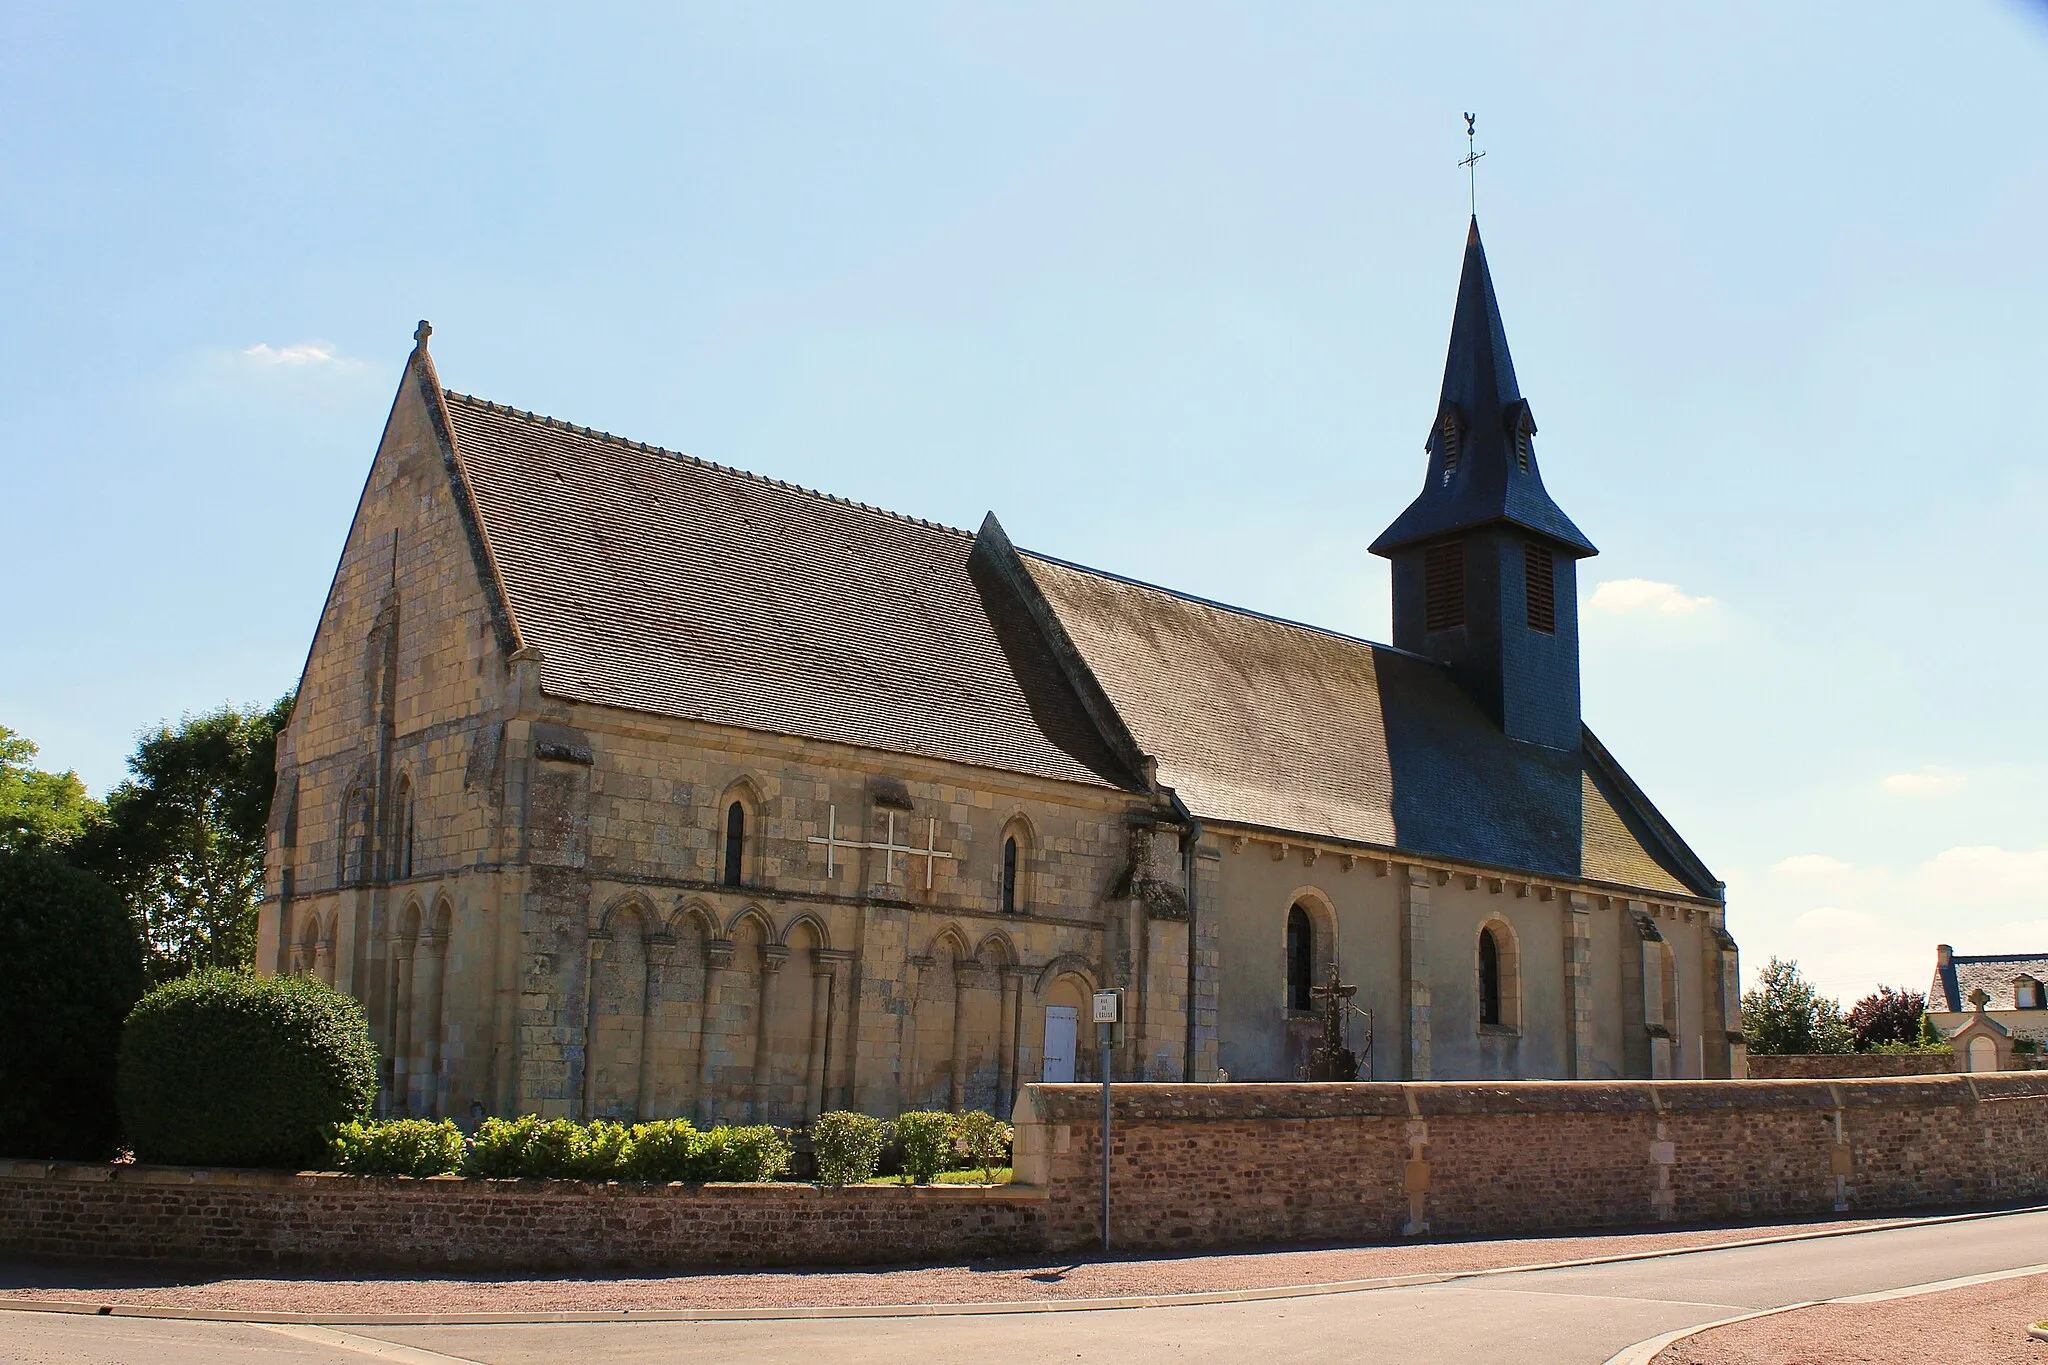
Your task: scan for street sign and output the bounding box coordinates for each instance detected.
[1092,990,1121,1024]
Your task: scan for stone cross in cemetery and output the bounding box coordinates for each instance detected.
[1303,963,1362,1082]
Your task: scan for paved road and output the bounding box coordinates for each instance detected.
[7,1210,2047,1365]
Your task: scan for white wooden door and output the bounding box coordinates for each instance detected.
[1969,1036,1998,1072]
[1042,1006,1079,1083]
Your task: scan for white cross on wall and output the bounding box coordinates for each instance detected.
[809,804,956,890]
[806,804,866,875]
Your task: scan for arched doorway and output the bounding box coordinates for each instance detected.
[1968,1035,1998,1073]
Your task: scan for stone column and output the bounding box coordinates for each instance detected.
[637,933,673,1120]
[1563,894,1594,1080]
[1400,865,1433,1080]
[694,939,733,1124]
[313,934,334,987]
[579,930,611,1121]
[950,960,983,1113]
[410,927,446,1117]
[805,964,834,1120]
[389,942,415,1112]
[997,968,1022,1110]
[749,944,788,1123]
[905,953,933,1110]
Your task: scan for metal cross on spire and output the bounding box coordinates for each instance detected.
[1460,112,1485,215]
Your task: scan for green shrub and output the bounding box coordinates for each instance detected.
[522,1117,597,1179]
[811,1111,886,1185]
[117,968,377,1168]
[465,1115,541,1177]
[582,1119,632,1179]
[694,1124,792,1182]
[894,1111,956,1184]
[0,847,145,1160]
[954,1110,1012,1182]
[622,1118,702,1182]
[331,1119,465,1176]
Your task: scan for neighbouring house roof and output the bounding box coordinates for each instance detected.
[1929,952,2048,1013]
[435,385,1716,900]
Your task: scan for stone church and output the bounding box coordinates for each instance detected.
[258,219,1741,1125]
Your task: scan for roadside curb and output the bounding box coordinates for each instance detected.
[2,1204,2043,1326]
[1602,1260,2048,1365]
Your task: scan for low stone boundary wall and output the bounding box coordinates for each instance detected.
[1013,1075,2048,1252]
[0,1160,1046,1271]
[1746,1054,1956,1079]
[11,1076,2048,1270]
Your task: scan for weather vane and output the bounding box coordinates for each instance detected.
[1460,112,1485,215]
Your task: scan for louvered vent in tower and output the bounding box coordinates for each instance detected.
[1424,540,1466,631]
[1514,425,1532,473]
[1438,411,1461,487]
[1524,541,1556,633]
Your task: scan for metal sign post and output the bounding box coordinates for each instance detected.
[1091,989,1121,1253]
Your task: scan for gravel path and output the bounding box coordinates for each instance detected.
[0,1215,1909,1315]
[1655,1271,2048,1364]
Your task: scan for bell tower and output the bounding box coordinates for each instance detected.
[1370,220,1597,751]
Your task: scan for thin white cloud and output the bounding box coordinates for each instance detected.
[1791,905,1878,933]
[1911,845,2048,902]
[239,341,356,367]
[1880,766,1966,797]
[1588,578,1715,617]
[1776,853,1853,877]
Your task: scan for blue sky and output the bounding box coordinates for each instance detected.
[5,3,2046,1003]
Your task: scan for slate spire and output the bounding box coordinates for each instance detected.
[1369,219,1596,558]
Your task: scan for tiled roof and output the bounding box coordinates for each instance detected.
[1929,953,2048,1013]
[442,394,1137,790]
[1017,552,1712,895]
[439,387,1713,899]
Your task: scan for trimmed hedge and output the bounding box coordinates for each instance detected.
[0,847,145,1159]
[118,969,377,1168]
[456,1115,792,1182]
[332,1119,465,1177]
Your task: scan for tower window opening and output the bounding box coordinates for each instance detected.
[1438,412,1462,487]
[1514,425,1532,473]
[1424,541,1466,632]
[1002,836,1019,913]
[1524,542,1556,634]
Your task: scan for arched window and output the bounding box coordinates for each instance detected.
[1479,928,1502,1026]
[722,801,745,887]
[1002,836,1019,913]
[1286,904,1313,1011]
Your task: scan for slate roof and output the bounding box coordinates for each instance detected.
[1016,552,1708,896]
[1370,220,1596,557]
[435,384,1714,901]
[442,393,1136,791]
[1929,952,2048,1013]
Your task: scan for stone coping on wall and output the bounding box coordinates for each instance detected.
[0,1158,1047,1201]
[1013,1073,2048,1125]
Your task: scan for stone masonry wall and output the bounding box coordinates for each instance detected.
[8,1077,2048,1270]
[0,1161,1045,1272]
[1745,1054,1957,1080]
[1013,1074,2048,1253]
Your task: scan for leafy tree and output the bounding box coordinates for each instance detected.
[74,695,293,983]
[1741,957,1855,1055]
[0,845,145,1158]
[0,726,101,851]
[1847,985,1928,1052]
